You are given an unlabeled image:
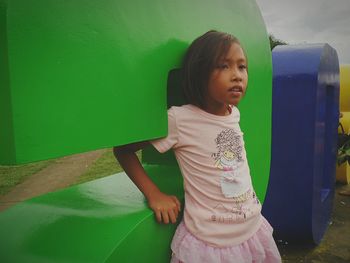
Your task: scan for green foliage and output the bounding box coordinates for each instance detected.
[338,144,350,165]
[0,160,54,195]
[269,34,287,50]
[338,130,350,166]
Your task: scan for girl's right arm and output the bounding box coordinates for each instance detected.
[113,142,181,224]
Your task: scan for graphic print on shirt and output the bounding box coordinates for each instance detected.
[209,129,261,224]
[210,190,261,223]
[211,128,245,198]
[211,198,253,223]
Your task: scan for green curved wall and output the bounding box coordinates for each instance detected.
[0,166,184,263]
[0,0,272,199]
[0,0,272,262]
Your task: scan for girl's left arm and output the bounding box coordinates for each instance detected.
[113,142,181,224]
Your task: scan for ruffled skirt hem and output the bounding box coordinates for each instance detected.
[170,217,281,263]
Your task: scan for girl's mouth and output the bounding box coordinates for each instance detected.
[228,87,243,97]
[228,87,242,92]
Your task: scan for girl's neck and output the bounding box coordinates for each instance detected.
[201,104,231,116]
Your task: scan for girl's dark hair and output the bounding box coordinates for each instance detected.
[182,30,243,108]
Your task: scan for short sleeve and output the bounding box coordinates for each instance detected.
[150,107,179,153]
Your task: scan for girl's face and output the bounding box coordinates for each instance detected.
[223,150,235,160]
[204,43,248,115]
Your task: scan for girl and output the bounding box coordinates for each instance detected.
[113,30,281,263]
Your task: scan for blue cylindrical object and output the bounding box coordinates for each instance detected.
[262,44,339,244]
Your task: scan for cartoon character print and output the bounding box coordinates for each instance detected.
[212,128,244,198]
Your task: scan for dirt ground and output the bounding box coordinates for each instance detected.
[0,151,349,262]
[0,149,106,211]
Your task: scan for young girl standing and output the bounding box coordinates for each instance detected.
[114,30,281,263]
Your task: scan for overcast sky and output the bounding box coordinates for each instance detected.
[256,0,350,64]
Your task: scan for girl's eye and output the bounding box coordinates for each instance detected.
[218,64,229,69]
[239,64,247,70]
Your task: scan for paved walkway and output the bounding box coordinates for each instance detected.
[0,149,107,212]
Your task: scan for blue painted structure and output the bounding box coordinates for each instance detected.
[262,44,340,244]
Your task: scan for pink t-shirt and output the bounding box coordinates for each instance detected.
[151,104,262,247]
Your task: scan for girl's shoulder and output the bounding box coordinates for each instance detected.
[169,104,192,111]
[168,104,240,123]
[230,105,240,117]
[168,104,194,116]
[168,104,210,121]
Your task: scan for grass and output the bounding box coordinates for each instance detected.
[73,149,142,185]
[0,159,54,195]
[0,149,142,196]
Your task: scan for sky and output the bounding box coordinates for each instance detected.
[255,0,350,64]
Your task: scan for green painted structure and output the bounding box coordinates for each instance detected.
[0,0,272,262]
[0,167,183,262]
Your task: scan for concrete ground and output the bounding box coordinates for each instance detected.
[0,151,349,262]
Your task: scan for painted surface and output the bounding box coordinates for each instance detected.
[0,0,272,181]
[336,65,350,183]
[339,65,350,112]
[0,0,272,262]
[0,0,272,204]
[0,166,183,263]
[262,44,339,244]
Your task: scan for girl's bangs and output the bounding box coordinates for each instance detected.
[213,37,236,67]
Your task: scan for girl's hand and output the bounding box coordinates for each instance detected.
[113,143,180,224]
[147,191,181,224]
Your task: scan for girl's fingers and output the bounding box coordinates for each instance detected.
[161,210,170,224]
[168,209,177,224]
[151,195,181,224]
[173,206,179,219]
[172,196,181,212]
[155,210,162,223]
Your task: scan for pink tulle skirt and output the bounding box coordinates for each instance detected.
[170,217,281,263]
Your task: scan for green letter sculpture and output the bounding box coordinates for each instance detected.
[0,0,272,262]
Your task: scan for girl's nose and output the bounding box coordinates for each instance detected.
[231,69,242,81]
